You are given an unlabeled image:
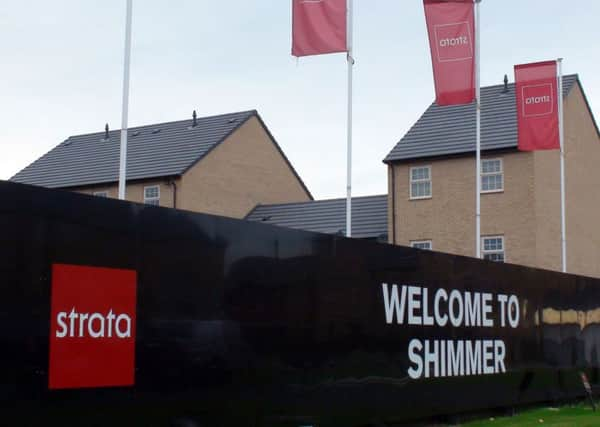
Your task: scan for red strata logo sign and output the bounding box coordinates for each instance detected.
[522,83,554,117]
[434,21,473,62]
[48,264,137,390]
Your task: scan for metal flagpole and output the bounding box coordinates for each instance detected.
[118,0,133,200]
[558,58,566,272]
[475,0,481,258]
[345,0,354,237]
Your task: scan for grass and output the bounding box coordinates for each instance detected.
[462,403,600,427]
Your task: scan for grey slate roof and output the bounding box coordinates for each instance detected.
[245,195,388,239]
[11,110,310,194]
[384,75,579,163]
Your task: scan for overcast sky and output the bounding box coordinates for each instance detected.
[1,1,598,199]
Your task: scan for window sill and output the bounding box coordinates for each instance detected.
[409,196,432,201]
[481,189,504,194]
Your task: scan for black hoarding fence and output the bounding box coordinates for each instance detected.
[1,180,599,426]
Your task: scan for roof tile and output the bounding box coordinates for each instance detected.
[384,75,578,163]
[245,195,388,239]
[11,110,256,188]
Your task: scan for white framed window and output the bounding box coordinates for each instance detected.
[411,240,432,250]
[481,158,503,193]
[93,191,108,198]
[410,166,432,199]
[144,185,160,206]
[482,236,505,262]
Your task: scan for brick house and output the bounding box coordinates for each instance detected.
[384,74,600,277]
[11,110,312,218]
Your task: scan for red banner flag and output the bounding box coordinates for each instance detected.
[514,61,560,151]
[423,0,476,105]
[292,0,347,57]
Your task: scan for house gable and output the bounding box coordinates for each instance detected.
[531,80,600,277]
[178,115,312,218]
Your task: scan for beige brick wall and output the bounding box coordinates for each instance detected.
[73,179,177,208]
[178,116,311,218]
[532,146,561,272]
[557,83,600,277]
[387,166,395,245]
[389,152,537,267]
[515,82,600,277]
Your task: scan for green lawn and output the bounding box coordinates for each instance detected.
[462,404,600,427]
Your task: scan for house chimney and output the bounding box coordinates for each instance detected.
[104,123,109,139]
[503,74,509,93]
[192,110,197,127]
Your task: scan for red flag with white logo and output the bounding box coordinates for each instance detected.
[514,61,560,151]
[292,0,347,57]
[423,0,475,105]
